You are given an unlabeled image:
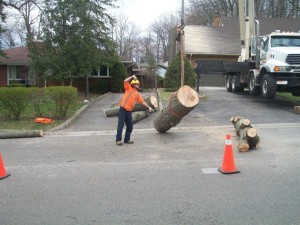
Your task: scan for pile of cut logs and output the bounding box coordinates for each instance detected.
[103,95,158,123]
[230,116,260,152]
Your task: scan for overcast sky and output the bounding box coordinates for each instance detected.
[110,0,184,28]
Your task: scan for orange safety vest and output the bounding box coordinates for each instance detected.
[119,81,144,111]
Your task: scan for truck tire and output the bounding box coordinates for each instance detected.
[226,75,232,92]
[231,75,240,93]
[261,74,276,99]
[248,73,260,95]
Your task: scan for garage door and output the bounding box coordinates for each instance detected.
[199,73,225,87]
[196,60,225,87]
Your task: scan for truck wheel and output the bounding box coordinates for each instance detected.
[226,76,232,92]
[231,76,240,93]
[261,74,276,99]
[248,74,260,95]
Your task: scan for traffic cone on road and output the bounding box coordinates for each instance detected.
[218,135,240,174]
[0,152,10,180]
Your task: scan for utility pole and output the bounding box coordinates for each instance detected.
[180,0,185,87]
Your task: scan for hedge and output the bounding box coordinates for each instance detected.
[0,86,78,120]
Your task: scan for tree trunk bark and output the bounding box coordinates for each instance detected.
[103,95,158,117]
[153,85,199,133]
[132,111,150,124]
[0,130,43,139]
[103,106,119,117]
[231,116,260,152]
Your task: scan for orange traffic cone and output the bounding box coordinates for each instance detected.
[218,135,240,174]
[0,152,10,180]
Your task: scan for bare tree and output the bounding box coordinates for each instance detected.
[1,26,17,48]
[286,0,300,18]
[113,14,141,61]
[2,0,42,45]
[186,0,238,25]
[149,13,178,62]
[186,0,300,25]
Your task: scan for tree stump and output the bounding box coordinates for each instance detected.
[230,116,260,152]
[103,95,158,117]
[0,129,43,139]
[294,106,300,114]
[153,85,199,133]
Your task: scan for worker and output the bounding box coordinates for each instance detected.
[116,75,154,146]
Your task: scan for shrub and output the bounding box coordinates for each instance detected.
[164,51,196,90]
[0,87,32,120]
[45,86,78,119]
[29,87,47,117]
[110,61,126,92]
[7,82,25,87]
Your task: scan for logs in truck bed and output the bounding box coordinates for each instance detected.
[230,116,260,152]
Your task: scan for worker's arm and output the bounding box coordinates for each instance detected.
[124,75,137,83]
[137,93,154,112]
[142,101,154,112]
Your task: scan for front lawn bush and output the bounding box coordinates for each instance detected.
[45,86,78,119]
[0,87,32,120]
[29,87,47,117]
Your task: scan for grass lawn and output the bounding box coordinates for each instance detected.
[277,92,300,102]
[158,88,176,102]
[0,94,101,131]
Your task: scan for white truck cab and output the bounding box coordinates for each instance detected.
[260,32,300,73]
[255,32,300,98]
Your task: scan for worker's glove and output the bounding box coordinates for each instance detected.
[132,75,137,80]
[149,107,154,113]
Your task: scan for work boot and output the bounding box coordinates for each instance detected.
[116,141,123,146]
[124,140,134,144]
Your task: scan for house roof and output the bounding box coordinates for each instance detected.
[0,46,138,69]
[185,25,240,55]
[185,17,300,56]
[0,46,30,65]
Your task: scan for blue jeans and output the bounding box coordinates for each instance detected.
[116,107,133,142]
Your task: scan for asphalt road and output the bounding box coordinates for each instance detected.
[1,87,300,225]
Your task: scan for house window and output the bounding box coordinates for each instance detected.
[91,66,110,77]
[8,65,29,84]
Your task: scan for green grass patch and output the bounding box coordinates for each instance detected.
[0,94,100,131]
[158,88,175,102]
[277,92,300,102]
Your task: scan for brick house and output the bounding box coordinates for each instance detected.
[0,44,135,92]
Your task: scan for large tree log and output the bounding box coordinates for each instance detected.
[153,85,199,133]
[103,95,158,117]
[0,129,43,139]
[132,111,150,124]
[231,116,260,152]
[103,106,120,117]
